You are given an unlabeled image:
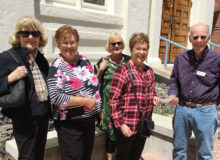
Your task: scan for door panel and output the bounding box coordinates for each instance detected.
[159,0,191,63]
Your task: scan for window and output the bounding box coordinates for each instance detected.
[46,0,76,6]
[83,0,105,6]
[82,0,107,11]
[46,0,108,11]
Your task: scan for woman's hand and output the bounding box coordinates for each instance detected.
[8,66,27,84]
[68,96,97,110]
[84,97,97,110]
[119,124,132,137]
[99,59,108,71]
[99,111,103,120]
[153,96,162,106]
[96,58,108,86]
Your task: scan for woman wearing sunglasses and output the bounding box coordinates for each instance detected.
[0,16,50,160]
[94,33,130,160]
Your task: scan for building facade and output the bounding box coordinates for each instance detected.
[0,0,215,66]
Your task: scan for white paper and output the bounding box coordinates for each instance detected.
[161,96,177,104]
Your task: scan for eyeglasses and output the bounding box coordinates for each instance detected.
[192,36,207,40]
[60,41,77,46]
[18,31,41,38]
[135,47,148,52]
[110,42,122,46]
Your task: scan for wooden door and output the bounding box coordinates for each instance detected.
[159,0,191,63]
[211,0,220,52]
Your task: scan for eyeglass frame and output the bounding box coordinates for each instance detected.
[192,35,208,40]
[110,41,123,47]
[18,31,41,38]
[59,41,77,46]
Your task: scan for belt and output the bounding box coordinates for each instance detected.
[179,101,215,108]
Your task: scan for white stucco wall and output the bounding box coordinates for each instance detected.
[0,0,216,65]
[37,0,126,64]
[123,0,151,54]
[147,0,163,65]
[0,0,35,52]
[0,0,152,64]
[190,0,215,28]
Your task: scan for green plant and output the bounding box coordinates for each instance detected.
[153,103,175,117]
[0,126,7,155]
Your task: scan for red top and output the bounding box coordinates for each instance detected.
[109,61,156,135]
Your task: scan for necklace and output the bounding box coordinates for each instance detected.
[59,54,79,64]
[110,55,124,64]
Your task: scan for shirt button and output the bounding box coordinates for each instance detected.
[192,82,194,84]
[190,91,192,93]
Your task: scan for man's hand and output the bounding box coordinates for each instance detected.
[167,95,179,106]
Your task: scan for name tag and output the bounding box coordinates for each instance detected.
[196,70,206,77]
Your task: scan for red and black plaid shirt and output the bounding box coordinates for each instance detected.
[109,61,156,135]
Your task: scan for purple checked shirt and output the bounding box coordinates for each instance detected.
[168,47,220,103]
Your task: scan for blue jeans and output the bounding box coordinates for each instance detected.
[173,104,218,160]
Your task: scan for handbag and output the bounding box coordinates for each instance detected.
[126,62,154,137]
[0,51,25,108]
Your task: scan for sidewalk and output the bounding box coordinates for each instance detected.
[142,136,220,160]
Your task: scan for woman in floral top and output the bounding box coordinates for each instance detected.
[94,33,130,160]
[47,25,101,160]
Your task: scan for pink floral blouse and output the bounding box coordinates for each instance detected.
[47,54,101,120]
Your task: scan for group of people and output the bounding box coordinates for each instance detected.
[0,15,219,160]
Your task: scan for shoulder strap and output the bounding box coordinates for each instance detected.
[8,50,20,65]
[126,62,142,120]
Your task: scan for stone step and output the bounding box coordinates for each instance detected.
[141,152,165,160]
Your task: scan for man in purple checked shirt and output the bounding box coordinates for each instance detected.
[168,23,220,160]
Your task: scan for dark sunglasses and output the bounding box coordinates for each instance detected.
[111,42,122,46]
[18,31,41,38]
[192,36,207,40]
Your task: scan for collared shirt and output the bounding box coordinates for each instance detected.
[109,61,156,134]
[168,47,220,103]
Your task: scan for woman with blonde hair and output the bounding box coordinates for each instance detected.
[0,16,50,160]
[95,33,130,160]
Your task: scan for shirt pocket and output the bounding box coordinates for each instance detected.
[197,70,217,87]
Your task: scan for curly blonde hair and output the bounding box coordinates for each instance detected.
[9,16,47,48]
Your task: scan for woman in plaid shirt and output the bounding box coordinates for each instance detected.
[109,33,161,160]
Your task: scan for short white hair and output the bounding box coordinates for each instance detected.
[189,23,210,36]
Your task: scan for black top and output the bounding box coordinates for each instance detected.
[0,46,50,120]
